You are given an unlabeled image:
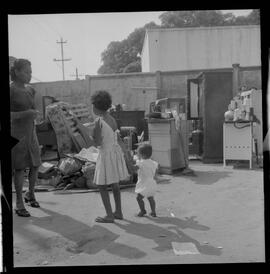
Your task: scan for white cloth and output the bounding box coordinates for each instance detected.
[74,146,99,162]
[93,119,129,185]
[135,159,158,197]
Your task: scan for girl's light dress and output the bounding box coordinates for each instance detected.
[135,159,158,197]
[93,118,130,185]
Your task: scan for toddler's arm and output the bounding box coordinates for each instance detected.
[153,162,159,181]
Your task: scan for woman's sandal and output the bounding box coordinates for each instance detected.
[15,209,31,217]
[95,216,114,223]
[24,197,40,208]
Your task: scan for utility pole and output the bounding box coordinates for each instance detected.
[70,67,85,80]
[53,37,71,80]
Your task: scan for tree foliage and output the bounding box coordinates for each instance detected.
[97,10,260,74]
[97,22,158,74]
[159,10,260,27]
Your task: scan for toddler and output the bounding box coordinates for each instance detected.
[135,143,158,217]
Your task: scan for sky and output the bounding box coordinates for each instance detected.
[8,9,253,83]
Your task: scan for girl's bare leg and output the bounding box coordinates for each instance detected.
[111,183,123,219]
[96,185,114,222]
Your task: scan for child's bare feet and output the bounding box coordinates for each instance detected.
[95,216,114,223]
[136,210,147,217]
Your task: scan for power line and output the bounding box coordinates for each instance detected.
[70,67,85,80]
[19,17,64,80]
[54,61,62,70]
[26,15,60,40]
[23,16,57,47]
[21,16,60,59]
[53,37,71,80]
[38,16,62,38]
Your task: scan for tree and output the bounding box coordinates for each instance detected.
[246,9,260,24]
[123,60,141,73]
[97,22,159,74]
[159,10,227,28]
[159,10,259,28]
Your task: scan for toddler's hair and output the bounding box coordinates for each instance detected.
[91,90,112,111]
[137,143,152,159]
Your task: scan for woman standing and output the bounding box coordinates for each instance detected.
[10,59,41,217]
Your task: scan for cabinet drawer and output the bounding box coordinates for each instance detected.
[150,136,171,150]
[152,150,171,167]
[148,123,171,135]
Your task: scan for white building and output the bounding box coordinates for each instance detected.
[141,25,261,72]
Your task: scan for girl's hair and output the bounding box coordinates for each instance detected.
[91,90,112,111]
[10,59,31,81]
[137,143,152,159]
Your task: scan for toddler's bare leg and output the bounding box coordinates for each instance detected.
[136,194,146,216]
[148,196,157,217]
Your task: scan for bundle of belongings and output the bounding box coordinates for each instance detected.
[38,102,136,190]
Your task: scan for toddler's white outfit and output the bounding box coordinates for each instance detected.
[135,158,158,197]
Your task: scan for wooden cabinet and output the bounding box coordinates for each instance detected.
[148,118,188,174]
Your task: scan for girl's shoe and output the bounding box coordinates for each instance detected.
[14,208,31,217]
[24,195,40,208]
[150,212,157,217]
[136,210,147,217]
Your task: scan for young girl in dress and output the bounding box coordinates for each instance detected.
[77,90,129,223]
[135,143,158,217]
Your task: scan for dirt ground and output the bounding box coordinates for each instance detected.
[12,160,265,266]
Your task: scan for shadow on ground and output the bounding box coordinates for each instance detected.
[13,207,146,260]
[114,218,222,256]
[180,170,232,185]
[146,215,210,231]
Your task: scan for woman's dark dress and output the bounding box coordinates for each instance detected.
[10,84,41,170]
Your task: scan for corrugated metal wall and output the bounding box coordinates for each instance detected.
[142,26,261,72]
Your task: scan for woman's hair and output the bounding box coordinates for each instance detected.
[91,90,112,111]
[10,58,31,81]
[137,143,152,159]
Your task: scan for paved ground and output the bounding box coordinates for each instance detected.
[13,161,265,266]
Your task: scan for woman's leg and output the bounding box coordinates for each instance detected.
[14,169,26,210]
[147,196,157,217]
[136,194,146,216]
[27,166,39,199]
[96,185,114,221]
[111,183,123,219]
